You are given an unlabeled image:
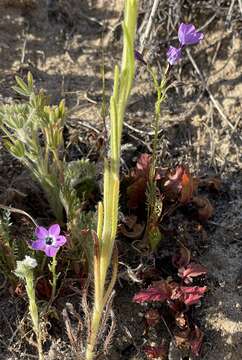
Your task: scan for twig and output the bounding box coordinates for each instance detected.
[68,118,100,134]
[226,0,236,23]
[208,220,234,230]
[185,48,235,130]
[0,204,38,227]
[139,0,161,54]
[124,120,163,136]
[238,0,242,15]
[21,36,27,64]
[79,9,112,30]
[197,12,218,32]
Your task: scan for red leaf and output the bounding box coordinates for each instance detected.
[178,262,207,283]
[133,280,171,303]
[164,166,194,203]
[170,283,207,306]
[144,345,167,359]
[180,286,207,305]
[189,325,204,356]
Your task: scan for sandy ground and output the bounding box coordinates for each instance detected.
[0,0,241,359]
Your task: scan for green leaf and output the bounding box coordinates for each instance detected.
[12,86,29,97]
[27,72,34,89]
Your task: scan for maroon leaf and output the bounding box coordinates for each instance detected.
[136,153,152,173]
[178,262,207,283]
[133,280,171,303]
[172,246,191,268]
[192,196,213,221]
[126,154,152,209]
[127,177,147,209]
[189,325,204,356]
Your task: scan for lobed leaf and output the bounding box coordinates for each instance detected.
[133,280,171,303]
[178,262,207,283]
[180,285,207,305]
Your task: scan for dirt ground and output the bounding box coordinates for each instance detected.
[0,0,241,359]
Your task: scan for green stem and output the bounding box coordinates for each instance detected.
[25,273,43,360]
[145,66,168,248]
[49,255,57,306]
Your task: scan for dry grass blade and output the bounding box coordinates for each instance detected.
[238,0,242,14]
[98,291,116,354]
[62,308,77,350]
[139,0,161,53]
[226,0,236,22]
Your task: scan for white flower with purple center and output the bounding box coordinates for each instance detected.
[32,224,66,257]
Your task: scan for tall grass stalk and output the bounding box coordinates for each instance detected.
[85,1,138,359]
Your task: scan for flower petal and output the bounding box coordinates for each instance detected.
[44,246,59,257]
[35,226,48,240]
[32,239,45,251]
[56,235,67,247]
[48,224,60,237]
[167,46,182,65]
[178,23,204,46]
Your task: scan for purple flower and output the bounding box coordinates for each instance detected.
[167,46,182,65]
[32,224,66,257]
[167,23,204,65]
[178,23,204,46]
